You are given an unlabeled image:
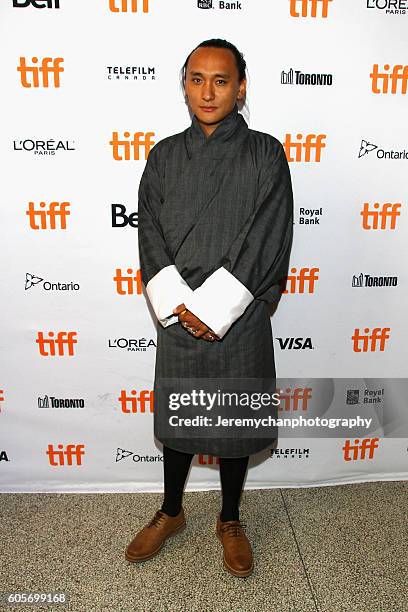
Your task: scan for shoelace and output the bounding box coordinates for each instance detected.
[147,511,166,529]
[220,520,248,538]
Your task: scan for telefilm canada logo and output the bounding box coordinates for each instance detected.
[108,337,156,351]
[352,273,398,287]
[38,395,85,409]
[358,139,408,159]
[270,448,310,459]
[281,68,333,86]
[366,0,407,14]
[13,138,75,155]
[106,65,156,81]
[25,272,80,292]
[197,0,243,9]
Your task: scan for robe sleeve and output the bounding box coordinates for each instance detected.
[138,145,194,327]
[183,140,293,339]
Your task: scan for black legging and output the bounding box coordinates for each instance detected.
[160,444,249,521]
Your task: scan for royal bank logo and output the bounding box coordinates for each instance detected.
[38,395,85,409]
[108,337,156,351]
[358,139,408,160]
[106,65,156,81]
[366,0,407,14]
[298,207,323,225]
[346,389,360,405]
[25,272,80,291]
[197,0,243,9]
[345,388,385,405]
[352,273,398,287]
[116,448,163,462]
[281,68,333,86]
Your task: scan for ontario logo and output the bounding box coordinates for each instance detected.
[358,139,408,160]
[25,272,80,291]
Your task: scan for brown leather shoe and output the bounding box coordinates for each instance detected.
[216,513,254,577]
[125,508,186,563]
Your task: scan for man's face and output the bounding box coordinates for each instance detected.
[184,46,246,137]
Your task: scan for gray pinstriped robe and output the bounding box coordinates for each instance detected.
[138,103,293,458]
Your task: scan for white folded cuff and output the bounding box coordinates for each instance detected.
[146,265,194,328]
[183,266,254,339]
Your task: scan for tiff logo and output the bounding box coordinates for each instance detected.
[118,389,154,413]
[26,201,70,229]
[46,443,85,466]
[277,387,312,411]
[360,202,401,230]
[198,454,220,464]
[17,57,64,87]
[110,131,155,160]
[283,134,326,162]
[114,268,143,295]
[342,438,379,461]
[282,267,319,293]
[109,0,149,11]
[351,327,391,352]
[370,64,408,94]
[289,0,333,18]
[36,331,78,356]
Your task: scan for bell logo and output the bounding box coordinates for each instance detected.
[46,443,85,466]
[289,0,333,18]
[110,131,155,160]
[114,268,143,295]
[17,56,64,87]
[277,387,312,411]
[13,0,59,6]
[282,267,319,293]
[342,438,379,461]
[283,134,326,162]
[360,202,401,230]
[26,201,70,230]
[36,331,78,356]
[109,0,149,11]
[198,454,220,465]
[351,327,391,352]
[370,64,408,94]
[118,389,154,413]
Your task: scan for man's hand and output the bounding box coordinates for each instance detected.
[173,303,220,342]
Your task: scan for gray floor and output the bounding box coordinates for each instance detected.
[1,481,407,612]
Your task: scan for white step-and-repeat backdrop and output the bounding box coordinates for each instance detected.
[1,0,407,492]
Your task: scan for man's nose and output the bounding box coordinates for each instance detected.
[202,81,215,100]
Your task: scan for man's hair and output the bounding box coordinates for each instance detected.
[179,38,247,88]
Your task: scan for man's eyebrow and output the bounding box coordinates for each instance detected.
[189,71,230,78]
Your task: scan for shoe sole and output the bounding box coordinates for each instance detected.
[216,531,254,577]
[125,521,186,563]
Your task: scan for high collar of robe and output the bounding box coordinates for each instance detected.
[184,102,249,160]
